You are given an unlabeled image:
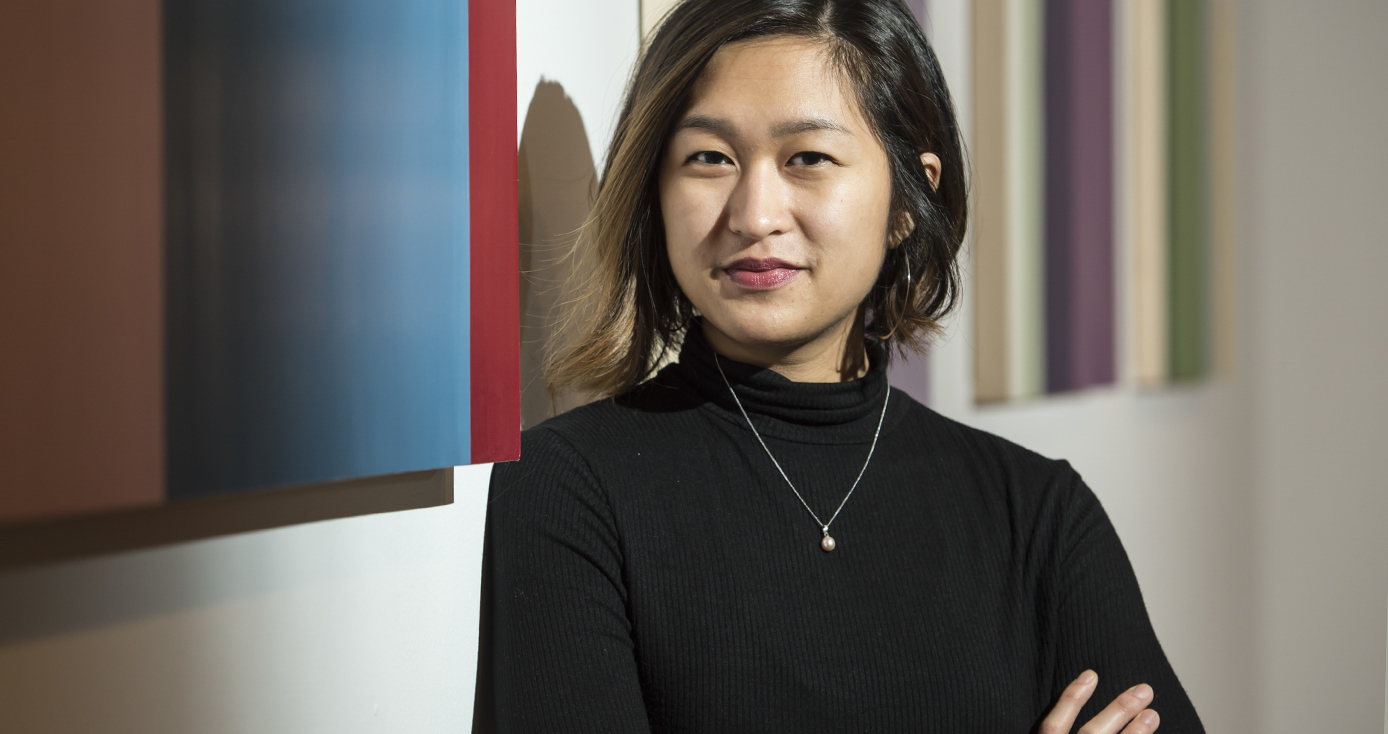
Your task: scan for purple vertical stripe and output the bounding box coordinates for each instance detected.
[1044,0,1073,393]
[1068,0,1114,388]
[1044,0,1115,393]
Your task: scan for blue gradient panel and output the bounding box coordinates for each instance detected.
[165,0,471,497]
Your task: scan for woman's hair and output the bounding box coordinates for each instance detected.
[546,0,968,400]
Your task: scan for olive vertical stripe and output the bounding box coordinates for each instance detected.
[1167,0,1208,381]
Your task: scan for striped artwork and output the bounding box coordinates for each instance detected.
[0,0,518,522]
[973,0,1227,403]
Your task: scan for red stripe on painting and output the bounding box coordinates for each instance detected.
[469,0,521,463]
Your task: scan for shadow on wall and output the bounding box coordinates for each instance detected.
[518,79,598,429]
[0,470,450,572]
[0,468,451,647]
[475,79,596,733]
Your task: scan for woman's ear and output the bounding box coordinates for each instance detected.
[920,152,942,191]
[890,153,942,249]
[888,210,915,249]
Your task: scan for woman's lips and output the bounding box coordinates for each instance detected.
[723,258,802,289]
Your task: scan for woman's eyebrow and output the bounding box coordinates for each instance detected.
[675,115,850,139]
[676,114,737,138]
[769,117,850,137]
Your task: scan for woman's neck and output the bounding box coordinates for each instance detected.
[700,312,869,383]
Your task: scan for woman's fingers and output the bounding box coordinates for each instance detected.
[1041,672,1160,734]
[1039,670,1098,734]
[1119,708,1160,734]
[1077,683,1155,734]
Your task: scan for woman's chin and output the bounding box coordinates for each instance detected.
[700,315,837,356]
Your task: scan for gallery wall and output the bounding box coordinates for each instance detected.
[0,1,1383,732]
[932,2,1387,731]
[1241,1,1388,730]
[919,4,1256,732]
[0,1,638,731]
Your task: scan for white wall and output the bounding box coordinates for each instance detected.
[0,465,491,733]
[517,0,639,171]
[1241,1,1388,731]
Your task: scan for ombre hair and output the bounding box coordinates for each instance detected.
[546,0,968,400]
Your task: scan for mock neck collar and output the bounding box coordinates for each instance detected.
[666,322,898,444]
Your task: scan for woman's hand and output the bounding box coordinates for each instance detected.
[1040,670,1160,734]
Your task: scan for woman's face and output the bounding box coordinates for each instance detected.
[659,36,895,370]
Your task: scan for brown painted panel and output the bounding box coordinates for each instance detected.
[0,0,163,522]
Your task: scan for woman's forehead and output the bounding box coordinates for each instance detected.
[680,36,869,138]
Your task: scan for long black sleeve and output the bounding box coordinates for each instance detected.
[476,428,652,733]
[1046,472,1202,730]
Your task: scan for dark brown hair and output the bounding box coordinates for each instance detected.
[547,0,968,399]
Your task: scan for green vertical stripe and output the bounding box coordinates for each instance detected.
[1167,0,1208,381]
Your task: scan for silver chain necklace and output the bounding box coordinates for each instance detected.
[714,354,890,552]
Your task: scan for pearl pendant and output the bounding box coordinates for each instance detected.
[820,534,836,552]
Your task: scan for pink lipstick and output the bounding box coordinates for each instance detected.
[724,258,802,290]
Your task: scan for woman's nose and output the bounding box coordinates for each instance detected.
[726,161,793,241]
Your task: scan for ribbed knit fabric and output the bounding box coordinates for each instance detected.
[474,326,1204,734]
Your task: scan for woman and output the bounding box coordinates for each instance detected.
[476,1,1202,732]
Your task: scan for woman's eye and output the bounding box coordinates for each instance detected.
[688,151,732,165]
[788,151,834,166]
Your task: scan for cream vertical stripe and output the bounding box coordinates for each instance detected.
[971,0,1010,403]
[1004,0,1046,398]
[1131,0,1169,387]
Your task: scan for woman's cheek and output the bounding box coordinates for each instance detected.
[666,183,720,254]
[811,176,870,231]
[803,200,889,300]
[661,190,697,259]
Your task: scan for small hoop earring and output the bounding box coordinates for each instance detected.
[904,253,912,289]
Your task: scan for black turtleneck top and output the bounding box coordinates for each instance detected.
[474,329,1203,734]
